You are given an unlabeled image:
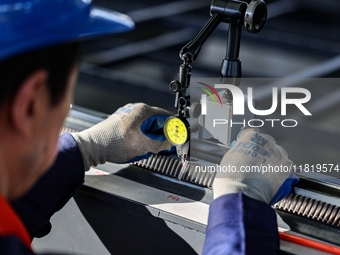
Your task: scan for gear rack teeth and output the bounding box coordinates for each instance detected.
[133,155,215,188]
[274,194,340,226]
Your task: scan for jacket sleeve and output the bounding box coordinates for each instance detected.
[11,133,85,238]
[202,193,280,255]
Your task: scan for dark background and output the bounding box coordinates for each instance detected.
[74,0,340,175]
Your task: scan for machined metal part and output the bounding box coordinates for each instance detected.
[133,154,216,188]
[65,107,340,250]
[274,193,340,226]
[274,172,340,231]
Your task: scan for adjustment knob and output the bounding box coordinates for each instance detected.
[169,80,180,92]
[244,0,267,34]
[188,102,201,118]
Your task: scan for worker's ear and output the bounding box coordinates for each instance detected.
[11,69,49,138]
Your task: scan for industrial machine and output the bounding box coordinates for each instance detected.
[35,106,340,255]
[32,0,340,255]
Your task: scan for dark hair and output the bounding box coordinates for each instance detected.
[0,43,80,107]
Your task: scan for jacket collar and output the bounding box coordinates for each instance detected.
[0,195,31,249]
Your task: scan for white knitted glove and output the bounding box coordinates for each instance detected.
[71,103,174,171]
[213,128,299,205]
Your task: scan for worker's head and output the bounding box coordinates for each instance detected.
[0,0,134,199]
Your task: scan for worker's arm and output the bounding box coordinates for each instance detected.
[203,128,299,254]
[204,193,279,254]
[12,103,173,238]
[12,133,85,238]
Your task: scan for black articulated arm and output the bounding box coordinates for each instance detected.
[169,0,267,117]
[166,0,267,164]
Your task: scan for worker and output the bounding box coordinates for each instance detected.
[0,0,171,252]
[0,0,298,254]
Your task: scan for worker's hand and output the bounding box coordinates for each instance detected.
[71,103,174,170]
[213,128,299,205]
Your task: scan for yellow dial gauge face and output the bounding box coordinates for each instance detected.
[164,117,188,146]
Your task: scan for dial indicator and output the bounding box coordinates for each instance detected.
[164,116,189,146]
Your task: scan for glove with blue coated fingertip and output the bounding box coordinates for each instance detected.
[71,103,174,171]
[213,128,299,205]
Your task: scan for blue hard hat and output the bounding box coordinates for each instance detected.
[0,0,134,61]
